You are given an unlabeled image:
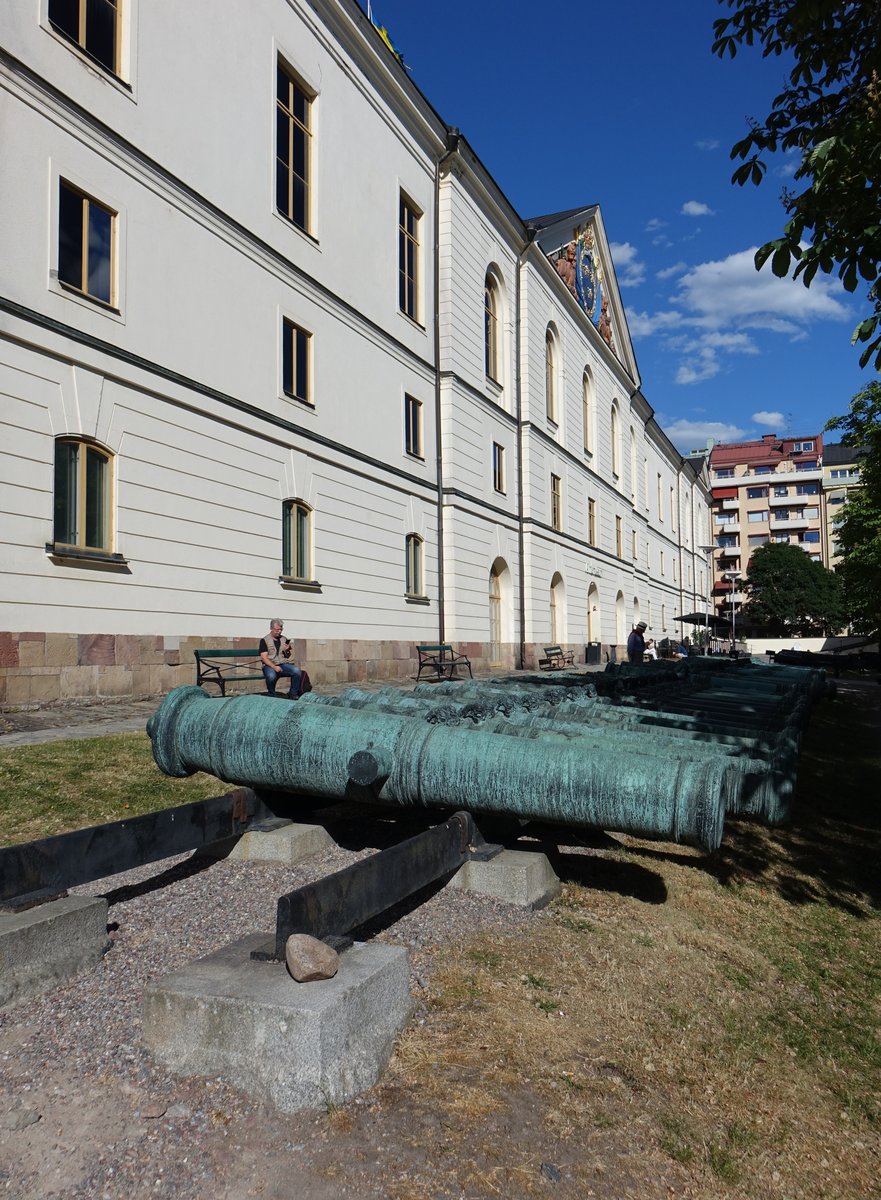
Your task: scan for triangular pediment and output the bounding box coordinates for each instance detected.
[529,206,640,384]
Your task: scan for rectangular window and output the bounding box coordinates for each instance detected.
[49,0,119,75]
[588,497,596,546]
[398,194,420,320]
[282,500,311,579]
[746,487,767,499]
[405,533,423,596]
[551,474,562,531]
[774,485,789,497]
[773,534,790,543]
[748,533,768,546]
[715,467,735,478]
[802,530,821,544]
[657,473,663,520]
[796,482,818,495]
[796,461,818,471]
[58,180,115,306]
[793,440,814,452]
[404,394,422,457]
[615,516,623,558]
[804,507,819,519]
[276,61,312,233]
[282,319,311,404]
[748,510,769,523]
[715,513,736,526]
[53,439,112,551]
[492,442,505,493]
[632,529,638,560]
[754,465,772,475]
[660,550,665,576]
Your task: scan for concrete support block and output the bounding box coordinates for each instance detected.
[143,934,412,1113]
[226,820,334,865]
[448,849,561,910]
[0,896,110,1011]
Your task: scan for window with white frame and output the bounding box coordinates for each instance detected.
[582,370,593,453]
[545,328,557,423]
[588,496,596,545]
[282,318,311,405]
[550,474,562,530]
[611,403,620,477]
[58,180,116,306]
[282,499,312,580]
[49,0,119,75]
[276,60,312,233]
[485,274,500,381]
[404,394,422,457]
[53,438,113,552]
[399,194,420,320]
[492,442,505,493]
[405,533,424,596]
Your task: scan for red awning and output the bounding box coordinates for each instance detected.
[713,487,737,499]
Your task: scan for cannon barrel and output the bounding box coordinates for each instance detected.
[148,686,728,850]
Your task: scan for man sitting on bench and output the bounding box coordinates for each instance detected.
[259,617,303,698]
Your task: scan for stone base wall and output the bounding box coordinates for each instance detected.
[0,633,521,710]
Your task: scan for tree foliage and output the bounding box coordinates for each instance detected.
[713,1,881,368]
[742,541,847,636]
[825,379,881,639]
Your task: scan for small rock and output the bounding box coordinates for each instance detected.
[139,1102,168,1120]
[540,1162,562,1183]
[285,934,340,982]
[166,1103,192,1120]
[1,1106,41,1131]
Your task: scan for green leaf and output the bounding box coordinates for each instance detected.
[771,245,792,277]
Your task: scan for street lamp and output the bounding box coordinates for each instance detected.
[723,570,742,655]
[699,544,716,654]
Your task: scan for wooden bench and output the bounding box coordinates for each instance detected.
[416,644,473,683]
[539,645,575,671]
[194,648,266,696]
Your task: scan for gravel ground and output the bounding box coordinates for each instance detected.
[0,797,546,1199]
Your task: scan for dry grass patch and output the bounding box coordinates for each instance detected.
[376,686,881,1199]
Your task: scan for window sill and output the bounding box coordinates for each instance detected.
[398,311,427,335]
[53,279,124,322]
[282,391,315,410]
[274,210,319,247]
[46,543,130,571]
[279,577,322,593]
[405,595,430,606]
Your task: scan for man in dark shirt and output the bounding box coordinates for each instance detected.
[259,618,302,697]
[627,621,647,664]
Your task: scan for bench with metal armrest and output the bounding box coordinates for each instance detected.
[539,644,575,671]
[416,643,473,682]
[194,648,265,696]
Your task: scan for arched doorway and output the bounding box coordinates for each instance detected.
[550,572,565,643]
[587,583,600,643]
[615,590,626,646]
[488,557,511,664]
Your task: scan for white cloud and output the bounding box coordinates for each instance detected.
[645,217,667,232]
[681,200,715,217]
[752,410,785,427]
[696,139,720,152]
[661,418,747,454]
[630,246,852,386]
[674,247,850,324]
[656,261,688,280]
[609,241,646,287]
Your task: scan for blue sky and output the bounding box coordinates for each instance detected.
[363,0,873,454]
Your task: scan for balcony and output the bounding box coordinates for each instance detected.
[770,515,810,530]
[721,497,739,511]
[787,466,824,482]
[714,521,740,534]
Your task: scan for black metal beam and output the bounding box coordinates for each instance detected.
[259,810,500,960]
[0,788,272,907]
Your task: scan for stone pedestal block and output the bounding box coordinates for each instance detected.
[0,896,110,1011]
[143,934,412,1112]
[448,849,561,910]
[226,820,334,865]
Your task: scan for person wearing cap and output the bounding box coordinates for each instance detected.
[627,621,648,664]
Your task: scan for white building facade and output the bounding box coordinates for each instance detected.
[0,0,711,705]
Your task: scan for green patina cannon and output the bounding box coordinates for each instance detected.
[148,686,729,851]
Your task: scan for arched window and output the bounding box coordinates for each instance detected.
[611,401,620,478]
[630,427,637,500]
[582,369,593,453]
[549,571,565,642]
[615,591,626,645]
[53,438,113,551]
[545,327,558,423]
[405,533,424,597]
[484,274,500,381]
[282,499,312,580]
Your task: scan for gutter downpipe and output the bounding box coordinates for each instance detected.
[516,227,536,671]
[433,128,460,644]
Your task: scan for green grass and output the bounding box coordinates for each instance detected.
[0,731,224,846]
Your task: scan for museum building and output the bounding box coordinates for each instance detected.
[0,0,713,704]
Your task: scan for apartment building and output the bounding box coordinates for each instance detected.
[0,0,711,705]
[823,442,865,565]
[708,433,825,624]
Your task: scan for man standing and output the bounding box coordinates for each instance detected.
[259,618,302,697]
[627,621,647,664]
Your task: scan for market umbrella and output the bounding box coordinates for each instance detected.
[674,612,731,629]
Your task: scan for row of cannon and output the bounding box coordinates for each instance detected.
[147,657,828,853]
